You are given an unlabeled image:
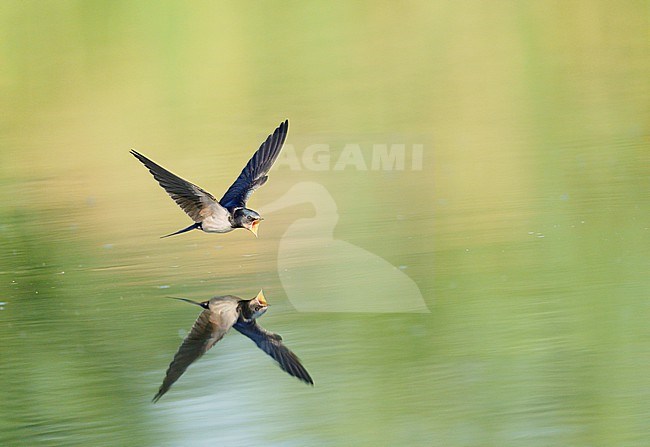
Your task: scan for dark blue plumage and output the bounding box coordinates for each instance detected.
[220,119,288,211]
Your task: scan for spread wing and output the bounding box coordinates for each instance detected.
[233,319,313,385]
[131,150,225,222]
[153,300,240,402]
[219,120,288,210]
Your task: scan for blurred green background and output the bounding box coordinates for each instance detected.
[1,1,648,446]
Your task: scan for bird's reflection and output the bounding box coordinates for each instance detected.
[261,182,429,313]
[153,291,313,403]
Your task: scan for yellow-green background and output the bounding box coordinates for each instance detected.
[1,2,648,446]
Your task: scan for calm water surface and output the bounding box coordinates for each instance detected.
[1,2,649,446]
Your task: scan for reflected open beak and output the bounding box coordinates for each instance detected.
[248,219,261,238]
[256,289,267,306]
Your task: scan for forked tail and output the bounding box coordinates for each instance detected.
[166,296,209,309]
[160,223,201,238]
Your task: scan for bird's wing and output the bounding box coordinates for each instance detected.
[153,300,240,402]
[233,319,313,385]
[219,120,288,210]
[131,150,225,222]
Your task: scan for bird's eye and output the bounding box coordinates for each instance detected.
[247,215,255,222]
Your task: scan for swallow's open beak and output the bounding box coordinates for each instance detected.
[256,289,267,306]
[248,219,261,238]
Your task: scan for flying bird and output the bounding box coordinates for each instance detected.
[131,120,288,238]
[153,290,313,403]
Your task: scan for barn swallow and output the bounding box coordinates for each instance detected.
[131,120,288,238]
[153,290,313,402]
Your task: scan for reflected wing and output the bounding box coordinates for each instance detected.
[219,120,288,210]
[233,319,313,385]
[153,300,240,402]
[131,150,224,222]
